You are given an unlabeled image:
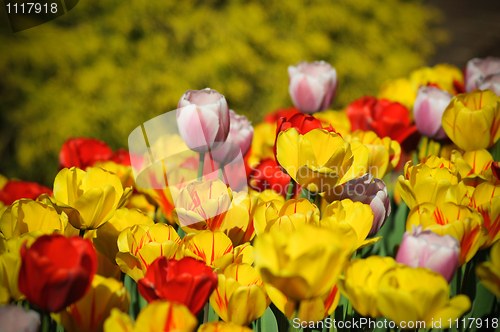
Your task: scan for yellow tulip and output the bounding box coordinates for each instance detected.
[378,78,416,110]
[253,198,319,235]
[406,202,488,265]
[265,283,340,323]
[418,137,441,161]
[53,167,131,230]
[103,309,133,332]
[338,256,396,318]
[313,109,352,137]
[93,208,155,264]
[411,64,464,95]
[467,182,500,248]
[451,149,494,182]
[344,130,401,179]
[95,250,121,280]
[476,241,500,298]
[93,161,134,188]
[0,199,71,239]
[198,322,253,332]
[249,189,285,203]
[377,266,470,329]
[396,156,461,209]
[321,199,376,248]
[174,179,232,233]
[276,128,354,193]
[247,122,277,170]
[116,224,180,281]
[53,275,130,332]
[210,263,269,326]
[254,224,356,301]
[442,89,500,151]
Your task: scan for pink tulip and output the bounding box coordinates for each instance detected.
[396,225,459,283]
[177,88,230,153]
[464,57,500,92]
[0,306,40,332]
[478,72,500,96]
[413,86,453,140]
[211,110,254,164]
[340,174,391,237]
[288,61,338,114]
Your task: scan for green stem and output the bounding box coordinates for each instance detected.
[41,311,51,332]
[299,188,308,199]
[292,303,301,332]
[78,229,85,238]
[198,152,205,181]
[308,191,317,204]
[203,302,209,324]
[286,179,295,201]
[456,264,463,296]
[460,261,472,294]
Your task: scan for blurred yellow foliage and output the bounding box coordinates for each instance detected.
[0,0,444,184]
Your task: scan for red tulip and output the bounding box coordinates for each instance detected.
[59,137,114,169]
[137,257,218,315]
[263,107,300,123]
[18,234,97,312]
[249,158,299,197]
[109,148,132,166]
[0,180,52,206]
[346,96,420,151]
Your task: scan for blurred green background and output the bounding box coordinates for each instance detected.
[0,0,444,186]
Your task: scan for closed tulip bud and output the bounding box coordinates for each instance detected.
[18,234,97,312]
[138,257,218,315]
[478,72,500,96]
[177,88,230,153]
[340,174,390,237]
[396,225,459,282]
[413,86,453,139]
[211,110,254,164]
[288,61,337,114]
[464,57,500,92]
[0,305,40,332]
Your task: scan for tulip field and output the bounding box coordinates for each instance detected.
[1,57,500,332]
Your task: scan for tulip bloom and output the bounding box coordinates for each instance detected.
[288,61,337,114]
[219,191,259,246]
[254,224,357,301]
[18,234,97,312]
[476,241,500,298]
[339,174,391,237]
[478,72,500,96]
[338,256,396,318]
[0,180,52,206]
[377,266,470,328]
[263,107,300,123]
[406,202,488,266]
[396,156,460,209]
[413,86,453,139]
[253,198,319,236]
[177,88,230,153]
[442,89,500,151]
[464,57,500,92]
[116,223,180,282]
[467,181,500,248]
[346,96,419,150]
[138,257,218,315]
[211,110,254,164]
[410,64,465,95]
[248,158,293,197]
[53,275,130,332]
[450,149,494,182]
[59,137,114,170]
[396,225,459,282]
[174,179,232,233]
[210,263,268,325]
[199,322,254,332]
[0,305,40,332]
[53,167,131,230]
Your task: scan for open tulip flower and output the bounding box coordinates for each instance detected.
[397,156,461,209]
[254,224,357,301]
[450,149,494,182]
[138,257,218,315]
[406,202,488,266]
[53,167,132,230]
[338,256,397,318]
[476,241,500,298]
[210,263,269,325]
[442,89,500,151]
[377,266,471,329]
[53,275,130,332]
[198,322,254,332]
[253,198,319,235]
[18,234,97,313]
[116,223,181,281]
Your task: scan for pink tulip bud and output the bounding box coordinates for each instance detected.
[177,88,230,153]
[340,174,391,237]
[211,110,254,164]
[0,305,40,332]
[413,86,453,140]
[464,57,500,92]
[288,61,338,114]
[396,225,460,283]
[478,72,500,96]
